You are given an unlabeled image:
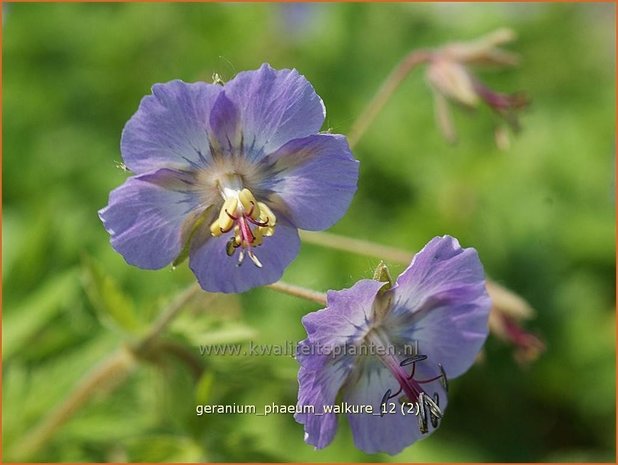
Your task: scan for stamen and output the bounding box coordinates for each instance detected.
[248,250,263,268]
[220,198,238,221]
[418,394,428,434]
[248,217,270,227]
[209,186,277,268]
[438,364,448,392]
[429,403,440,428]
[239,188,262,220]
[225,237,238,256]
[414,374,445,383]
[375,344,445,434]
[424,393,442,419]
[379,389,392,417]
[400,355,428,366]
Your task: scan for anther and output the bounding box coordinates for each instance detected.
[426,393,442,428]
[418,393,428,434]
[225,237,237,256]
[239,188,261,219]
[209,187,277,268]
[258,201,277,226]
[438,364,448,392]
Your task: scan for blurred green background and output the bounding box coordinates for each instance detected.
[3,2,615,462]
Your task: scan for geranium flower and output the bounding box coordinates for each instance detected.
[295,236,491,454]
[99,64,359,293]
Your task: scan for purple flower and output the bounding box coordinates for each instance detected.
[99,64,359,293]
[295,236,491,455]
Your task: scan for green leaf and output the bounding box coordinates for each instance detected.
[172,318,257,347]
[195,371,215,405]
[81,256,141,334]
[123,435,204,462]
[3,268,80,360]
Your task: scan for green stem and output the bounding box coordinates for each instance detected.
[267,280,327,306]
[348,49,431,148]
[300,230,411,264]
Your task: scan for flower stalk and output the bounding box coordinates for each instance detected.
[347,28,527,149]
[267,280,327,305]
[348,50,431,148]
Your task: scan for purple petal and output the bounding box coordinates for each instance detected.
[121,80,222,173]
[302,279,384,349]
[295,340,355,449]
[386,236,491,378]
[208,91,242,156]
[344,362,447,455]
[98,169,202,269]
[224,63,325,160]
[188,218,300,293]
[262,134,359,231]
[295,280,384,449]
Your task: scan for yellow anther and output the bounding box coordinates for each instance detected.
[219,197,238,221]
[258,225,275,237]
[217,197,238,232]
[217,213,234,233]
[210,188,278,266]
[257,202,277,226]
[210,219,223,237]
[238,188,261,219]
[234,225,242,245]
[225,237,237,256]
[253,227,264,246]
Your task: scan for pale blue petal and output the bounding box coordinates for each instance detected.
[223,63,325,161]
[188,218,300,293]
[345,361,447,455]
[99,168,201,269]
[295,340,356,449]
[261,134,359,231]
[386,235,491,378]
[121,80,221,173]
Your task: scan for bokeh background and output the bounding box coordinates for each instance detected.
[3,2,616,462]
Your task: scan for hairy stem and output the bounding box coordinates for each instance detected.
[300,230,410,264]
[348,49,431,148]
[10,282,206,461]
[267,280,327,306]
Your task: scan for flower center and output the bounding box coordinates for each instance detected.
[366,328,447,433]
[209,176,277,268]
